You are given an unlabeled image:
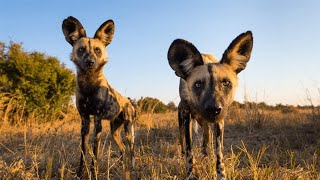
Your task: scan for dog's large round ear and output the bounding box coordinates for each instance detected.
[62,16,87,46]
[94,20,115,46]
[220,31,253,74]
[167,39,203,79]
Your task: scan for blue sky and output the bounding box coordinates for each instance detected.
[1,0,320,106]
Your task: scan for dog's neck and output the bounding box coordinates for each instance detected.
[77,69,108,86]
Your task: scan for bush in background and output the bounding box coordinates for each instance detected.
[136,97,177,114]
[0,41,75,124]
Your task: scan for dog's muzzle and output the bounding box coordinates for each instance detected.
[85,59,95,67]
[205,102,222,116]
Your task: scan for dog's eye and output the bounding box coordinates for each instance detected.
[94,47,102,57]
[94,48,101,53]
[222,78,231,86]
[94,47,101,53]
[78,47,85,52]
[194,81,203,88]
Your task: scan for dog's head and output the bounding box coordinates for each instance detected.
[62,16,115,72]
[168,32,253,122]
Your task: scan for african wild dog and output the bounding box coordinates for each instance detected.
[62,16,135,179]
[167,31,253,179]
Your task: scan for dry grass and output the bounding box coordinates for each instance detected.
[0,106,319,179]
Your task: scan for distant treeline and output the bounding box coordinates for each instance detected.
[232,101,319,113]
[133,98,319,115]
[131,97,177,114]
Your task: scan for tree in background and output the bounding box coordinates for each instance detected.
[166,101,177,112]
[0,41,75,124]
[137,97,172,114]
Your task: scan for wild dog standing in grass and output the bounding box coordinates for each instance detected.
[62,16,135,179]
[167,31,253,179]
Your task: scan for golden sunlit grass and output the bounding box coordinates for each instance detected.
[0,105,319,179]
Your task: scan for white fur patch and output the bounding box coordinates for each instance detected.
[180,58,194,75]
[192,119,199,134]
[131,125,135,144]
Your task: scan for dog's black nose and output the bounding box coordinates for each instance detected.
[85,60,95,67]
[205,103,222,116]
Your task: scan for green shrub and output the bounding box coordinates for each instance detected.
[0,41,75,123]
[137,97,169,114]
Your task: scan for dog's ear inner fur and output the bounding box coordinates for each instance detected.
[62,16,87,46]
[94,20,115,46]
[220,31,253,74]
[167,39,204,79]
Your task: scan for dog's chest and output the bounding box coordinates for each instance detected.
[77,86,120,119]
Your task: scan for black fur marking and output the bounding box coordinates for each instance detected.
[77,47,86,57]
[78,85,120,119]
[192,79,205,99]
[88,39,92,51]
[215,123,221,138]
[199,64,215,118]
[207,64,214,96]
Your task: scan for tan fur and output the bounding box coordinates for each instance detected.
[62,16,135,179]
[168,32,253,179]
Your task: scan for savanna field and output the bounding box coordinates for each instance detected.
[0,103,319,179]
[0,42,320,179]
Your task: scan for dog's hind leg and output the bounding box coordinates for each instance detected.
[214,121,226,180]
[124,120,135,179]
[77,114,90,178]
[110,118,125,157]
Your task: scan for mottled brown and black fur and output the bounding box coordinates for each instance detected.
[62,16,135,179]
[168,31,253,179]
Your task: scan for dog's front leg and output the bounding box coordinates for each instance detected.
[214,121,226,179]
[91,116,102,178]
[178,101,193,156]
[178,107,186,156]
[184,114,194,178]
[77,114,90,178]
[178,109,193,177]
[201,120,211,156]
